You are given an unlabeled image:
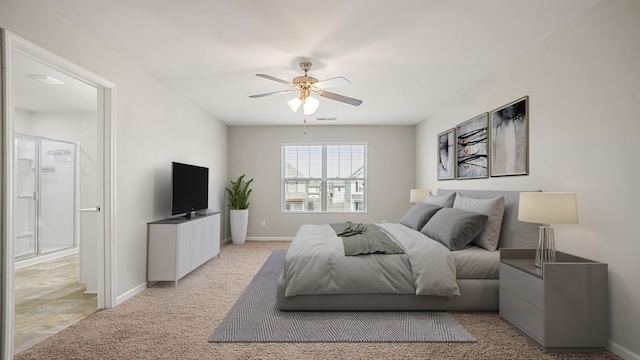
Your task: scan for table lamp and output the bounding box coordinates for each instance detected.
[518,192,579,267]
[410,189,430,203]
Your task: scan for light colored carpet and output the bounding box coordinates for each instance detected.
[15,241,620,360]
[210,250,475,343]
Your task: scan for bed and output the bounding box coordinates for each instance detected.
[276,189,540,311]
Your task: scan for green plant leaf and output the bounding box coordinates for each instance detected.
[225,174,253,209]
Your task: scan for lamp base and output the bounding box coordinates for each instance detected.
[535,226,556,268]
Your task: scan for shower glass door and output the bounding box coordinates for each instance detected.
[38,139,76,254]
[15,136,37,259]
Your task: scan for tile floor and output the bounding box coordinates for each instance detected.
[14,253,97,354]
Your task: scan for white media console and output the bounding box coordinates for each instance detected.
[147,211,220,286]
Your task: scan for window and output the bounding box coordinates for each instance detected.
[282,143,367,213]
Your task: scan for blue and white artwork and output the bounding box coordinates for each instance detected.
[490,97,528,177]
[456,113,488,179]
[438,129,455,180]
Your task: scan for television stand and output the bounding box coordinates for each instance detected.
[147,211,220,286]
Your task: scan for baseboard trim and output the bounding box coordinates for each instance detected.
[246,237,294,241]
[223,237,294,242]
[116,282,147,306]
[609,340,640,360]
[15,247,79,269]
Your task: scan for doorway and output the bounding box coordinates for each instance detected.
[1,30,116,358]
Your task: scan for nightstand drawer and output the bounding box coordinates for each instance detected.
[500,288,544,344]
[500,263,543,309]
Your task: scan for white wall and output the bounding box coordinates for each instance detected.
[1,0,229,302]
[14,108,31,133]
[229,125,415,238]
[415,0,640,357]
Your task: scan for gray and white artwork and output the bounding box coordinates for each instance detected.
[491,97,528,176]
[456,113,488,179]
[438,129,455,180]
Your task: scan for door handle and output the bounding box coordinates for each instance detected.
[77,206,101,213]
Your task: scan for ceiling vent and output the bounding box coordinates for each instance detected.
[316,117,337,121]
[27,75,65,85]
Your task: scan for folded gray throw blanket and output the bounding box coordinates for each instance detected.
[330,221,405,256]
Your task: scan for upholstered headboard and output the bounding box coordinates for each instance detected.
[436,189,540,249]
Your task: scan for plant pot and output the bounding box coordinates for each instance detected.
[230,209,249,244]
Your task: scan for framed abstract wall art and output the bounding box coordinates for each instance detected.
[490,96,529,177]
[437,128,455,180]
[456,113,488,179]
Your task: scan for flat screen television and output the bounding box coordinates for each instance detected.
[171,162,209,218]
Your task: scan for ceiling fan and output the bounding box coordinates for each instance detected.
[249,62,363,115]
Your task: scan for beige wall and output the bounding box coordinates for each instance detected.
[415,0,640,357]
[228,125,415,239]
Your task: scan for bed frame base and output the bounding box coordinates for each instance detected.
[277,272,499,311]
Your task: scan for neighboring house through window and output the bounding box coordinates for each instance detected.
[281,143,367,213]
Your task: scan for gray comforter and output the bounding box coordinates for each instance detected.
[283,223,460,298]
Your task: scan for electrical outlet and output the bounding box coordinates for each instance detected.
[261,220,266,227]
[381,220,386,224]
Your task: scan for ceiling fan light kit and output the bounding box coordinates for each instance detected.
[288,97,319,117]
[250,62,363,116]
[287,97,302,112]
[302,96,319,115]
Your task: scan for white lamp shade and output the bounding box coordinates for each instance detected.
[287,97,302,112]
[518,192,578,224]
[410,189,430,203]
[303,96,319,115]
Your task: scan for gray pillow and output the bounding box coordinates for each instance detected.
[452,194,505,251]
[424,192,456,208]
[399,204,443,231]
[420,208,489,251]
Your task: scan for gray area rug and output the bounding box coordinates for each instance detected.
[209,250,476,343]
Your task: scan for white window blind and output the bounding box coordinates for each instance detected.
[282,143,367,213]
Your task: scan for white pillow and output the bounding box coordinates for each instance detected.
[452,194,505,251]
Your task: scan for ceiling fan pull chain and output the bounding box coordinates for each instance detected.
[303,118,307,134]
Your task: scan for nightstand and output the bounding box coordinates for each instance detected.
[499,248,608,352]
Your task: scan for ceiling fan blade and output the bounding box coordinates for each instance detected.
[313,76,350,90]
[316,90,363,106]
[249,89,297,98]
[255,74,295,87]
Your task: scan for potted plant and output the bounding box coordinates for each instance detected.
[225,174,253,244]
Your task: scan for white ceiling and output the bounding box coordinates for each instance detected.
[15,51,96,113]
[37,0,603,126]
